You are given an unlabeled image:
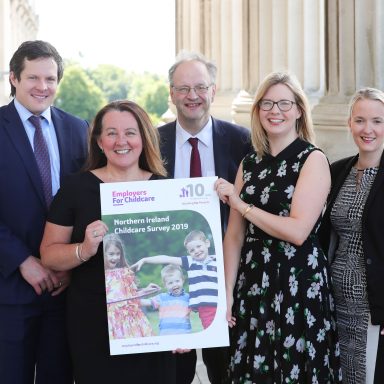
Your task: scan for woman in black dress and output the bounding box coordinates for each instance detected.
[40,100,176,383]
[215,72,341,383]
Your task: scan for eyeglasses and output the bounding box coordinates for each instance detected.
[172,85,211,95]
[258,99,296,112]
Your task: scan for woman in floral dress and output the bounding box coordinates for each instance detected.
[215,72,342,383]
[104,233,156,339]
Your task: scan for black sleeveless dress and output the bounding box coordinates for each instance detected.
[227,139,342,383]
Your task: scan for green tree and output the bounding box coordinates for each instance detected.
[55,65,107,121]
[88,64,132,102]
[128,73,169,114]
[139,80,169,116]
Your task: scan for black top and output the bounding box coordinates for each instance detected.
[319,152,384,325]
[48,171,176,384]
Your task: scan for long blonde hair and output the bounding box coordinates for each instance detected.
[251,71,315,157]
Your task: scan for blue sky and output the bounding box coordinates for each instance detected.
[35,0,176,76]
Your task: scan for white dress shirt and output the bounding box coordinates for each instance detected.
[14,98,61,197]
[174,118,216,179]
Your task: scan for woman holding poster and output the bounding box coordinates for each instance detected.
[40,100,176,383]
[216,72,342,383]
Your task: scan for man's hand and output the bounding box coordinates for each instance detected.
[19,256,60,295]
[51,270,71,296]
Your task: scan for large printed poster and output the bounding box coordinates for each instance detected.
[100,177,229,355]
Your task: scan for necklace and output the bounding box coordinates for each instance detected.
[354,161,379,190]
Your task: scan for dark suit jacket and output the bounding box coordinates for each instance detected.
[158,118,252,233]
[0,100,88,304]
[318,152,384,324]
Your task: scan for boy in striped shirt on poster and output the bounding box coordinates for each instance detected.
[132,230,218,330]
[140,264,192,335]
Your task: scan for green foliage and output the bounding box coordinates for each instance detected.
[127,72,169,118]
[55,65,107,122]
[87,64,132,102]
[55,64,169,124]
[103,210,215,264]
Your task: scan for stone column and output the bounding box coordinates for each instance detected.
[0,0,11,105]
[174,0,249,123]
[232,0,325,128]
[313,0,384,162]
[209,0,250,122]
[0,0,38,104]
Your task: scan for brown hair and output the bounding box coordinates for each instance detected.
[103,233,128,269]
[84,100,166,176]
[9,40,64,97]
[183,230,207,247]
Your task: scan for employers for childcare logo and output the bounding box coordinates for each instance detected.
[112,189,155,206]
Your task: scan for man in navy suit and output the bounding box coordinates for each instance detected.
[0,41,88,383]
[159,52,252,384]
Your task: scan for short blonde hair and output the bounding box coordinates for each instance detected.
[161,264,184,284]
[251,71,315,157]
[348,87,384,119]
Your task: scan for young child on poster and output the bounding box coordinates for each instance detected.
[132,230,218,329]
[140,264,192,335]
[104,234,160,339]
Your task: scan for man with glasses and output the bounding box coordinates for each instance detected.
[158,51,252,384]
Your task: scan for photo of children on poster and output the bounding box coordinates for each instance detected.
[100,177,229,355]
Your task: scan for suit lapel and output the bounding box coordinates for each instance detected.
[3,102,46,207]
[364,151,384,213]
[212,118,230,179]
[160,122,176,178]
[51,107,72,181]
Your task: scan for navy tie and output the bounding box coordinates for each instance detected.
[188,137,202,177]
[29,115,52,207]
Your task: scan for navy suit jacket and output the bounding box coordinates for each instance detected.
[158,118,252,233]
[0,100,88,304]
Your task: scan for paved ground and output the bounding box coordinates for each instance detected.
[192,349,210,384]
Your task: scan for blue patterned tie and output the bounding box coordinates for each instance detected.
[29,115,52,207]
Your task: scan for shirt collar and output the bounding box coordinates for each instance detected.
[14,98,52,125]
[169,288,185,297]
[193,255,215,266]
[175,117,213,148]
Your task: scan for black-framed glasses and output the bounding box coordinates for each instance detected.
[172,85,212,95]
[258,99,296,112]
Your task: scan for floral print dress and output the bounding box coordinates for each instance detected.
[228,138,342,384]
[106,267,153,339]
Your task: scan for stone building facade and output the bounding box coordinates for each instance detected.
[1,0,383,161]
[0,0,38,105]
[174,0,384,161]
